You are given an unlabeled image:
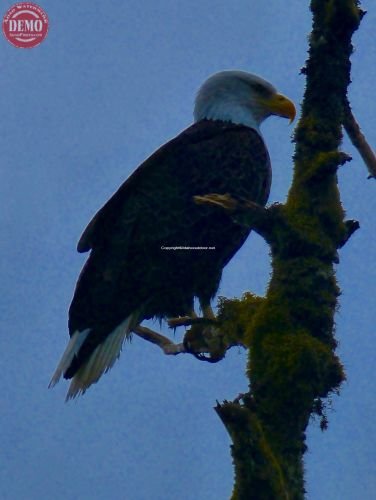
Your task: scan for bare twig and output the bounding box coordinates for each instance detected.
[343,98,376,179]
[132,325,186,355]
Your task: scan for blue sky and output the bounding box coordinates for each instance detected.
[0,1,375,499]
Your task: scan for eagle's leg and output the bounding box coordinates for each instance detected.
[132,325,185,355]
[200,302,216,320]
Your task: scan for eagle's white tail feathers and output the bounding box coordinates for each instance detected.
[65,315,134,401]
[49,329,90,389]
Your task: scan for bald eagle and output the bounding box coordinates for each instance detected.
[50,70,295,399]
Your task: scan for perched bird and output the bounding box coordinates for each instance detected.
[50,70,295,399]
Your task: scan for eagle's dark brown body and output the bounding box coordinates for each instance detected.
[66,119,271,378]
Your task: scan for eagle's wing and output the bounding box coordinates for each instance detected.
[76,120,260,253]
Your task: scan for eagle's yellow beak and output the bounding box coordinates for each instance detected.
[262,93,296,123]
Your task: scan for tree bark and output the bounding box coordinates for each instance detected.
[215,2,364,498]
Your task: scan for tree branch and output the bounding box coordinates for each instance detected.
[211,2,364,498]
[193,193,278,243]
[343,97,376,178]
[133,319,240,361]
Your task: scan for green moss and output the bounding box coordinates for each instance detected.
[321,0,362,33]
[251,329,344,403]
[184,321,227,361]
[217,293,265,346]
[219,2,362,497]
[217,401,291,500]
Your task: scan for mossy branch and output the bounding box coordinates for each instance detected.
[206,2,364,499]
[133,301,256,361]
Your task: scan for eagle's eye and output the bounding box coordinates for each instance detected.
[251,83,272,97]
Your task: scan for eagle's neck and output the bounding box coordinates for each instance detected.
[194,101,261,132]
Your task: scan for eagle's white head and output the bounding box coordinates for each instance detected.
[194,70,296,132]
